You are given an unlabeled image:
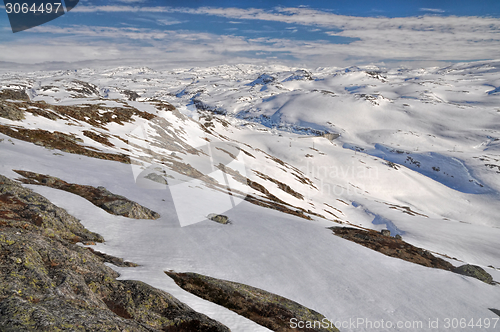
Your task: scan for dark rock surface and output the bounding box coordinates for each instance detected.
[14,170,160,220]
[166,271,339,332]
[0,174,231,331]
[453,264,494,284]
[330,227,455,271]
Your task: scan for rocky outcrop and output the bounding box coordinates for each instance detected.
[0,174,103,244]
[330,227,455,271]
[0,174,230,331]
[14,170,160,220]
[0,102,25,121]
[453,264,493,284]
[166,271,339,332]
[145,172,169,185]
[208,214,230,225]
[0,89,30,101]
[0,95,161,163]
[332,227,498,285]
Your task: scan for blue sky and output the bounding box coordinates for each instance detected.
[1,0,500,68]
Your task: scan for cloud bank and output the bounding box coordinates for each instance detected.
[1,6,499,67]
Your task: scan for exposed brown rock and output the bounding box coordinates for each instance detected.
[82,130,115,147]
[0,125,130,163]
[330,227,454,271]
[253,170,304,200]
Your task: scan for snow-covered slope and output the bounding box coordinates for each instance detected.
[1,60,499,331]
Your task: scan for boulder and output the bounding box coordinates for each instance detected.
[380,229,391,236]
[208,214,230,224]
[453,264,494,284]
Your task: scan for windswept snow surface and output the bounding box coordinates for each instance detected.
[1,60,500,331]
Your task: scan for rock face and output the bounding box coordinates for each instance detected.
[166,271,340,332]
[0,174,103,244]
[14,170,160,220]
[330,227,455,271]
[453,265,494,284]
[0,174,230,331]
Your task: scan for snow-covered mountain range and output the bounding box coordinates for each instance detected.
[1,60,499,331]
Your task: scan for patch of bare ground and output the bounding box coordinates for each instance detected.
[166,271,339,332]
[1,96,157,127]
[375,201,428,217]
[333,226,494,283]
[253,170,304,200]
[0,125,130,163]
[243,195,312,220]
[82,130,115,147]
[324,203,343,215]
[215,163,322,220]
[330,227,454,271]
[67,80,100,97]
[143,117,199,155]
[14,170,160,220]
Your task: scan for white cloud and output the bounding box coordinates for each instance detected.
[181,7,500,62]
[72,5,171,13]
[157,19,184,26]
[2,6,500,67]
[420,8,445,13]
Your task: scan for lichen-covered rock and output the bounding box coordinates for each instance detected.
[14,170,160,220]
[145,172,169,185]
[208,214,230,225]
[0,102,25,121]
[166,271,339,332]
[453,264,493,284]
[0,125,131,163]
[0,175,103,243]
[0,174,230,331]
